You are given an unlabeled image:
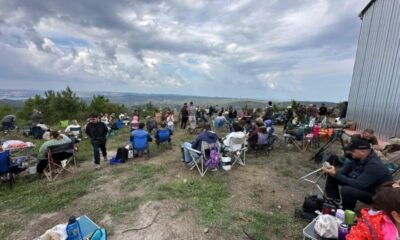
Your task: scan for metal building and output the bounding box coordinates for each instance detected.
[347,0,400,140]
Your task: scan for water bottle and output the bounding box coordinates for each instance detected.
[66,216,83,240]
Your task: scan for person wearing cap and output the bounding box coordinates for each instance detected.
[350,128,381,151]
[322,139,392,210]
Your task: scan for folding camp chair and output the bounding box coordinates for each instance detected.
[187,141,220,177]
[227,136,247,167]
[156,129,172,149]
[0,151,14,189]
[131,134,150,158]
[43,142,76,181]
[252,132,270,158]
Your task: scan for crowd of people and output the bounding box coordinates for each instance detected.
[1,98,399,239]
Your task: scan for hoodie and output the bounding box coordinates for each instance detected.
[85,121,108,144]
[192,130,219,151]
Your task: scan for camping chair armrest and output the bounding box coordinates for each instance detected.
[186,146,201,155]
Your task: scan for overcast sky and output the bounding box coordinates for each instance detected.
[0,0,370,102]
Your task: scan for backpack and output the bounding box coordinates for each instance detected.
[295,194,324,222]
[205,144,220,170]
[116,147,128,162]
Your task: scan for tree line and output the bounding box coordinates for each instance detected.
[0,87,132,125]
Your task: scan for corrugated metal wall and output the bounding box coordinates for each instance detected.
[347,0,400,140]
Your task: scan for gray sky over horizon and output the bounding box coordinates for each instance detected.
[0,0,369,101]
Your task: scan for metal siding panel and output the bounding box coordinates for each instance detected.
[371,0,392,139]
[348,0,400,140]
[348,3,375,121]
[381,0,400,139]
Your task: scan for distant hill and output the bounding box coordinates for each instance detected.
[0,89,338,109]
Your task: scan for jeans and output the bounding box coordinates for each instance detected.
[91,141,107,164]
[182,142,199,163]
[325,176,373,210]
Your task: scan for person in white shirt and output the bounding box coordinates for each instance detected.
[223,122,246,152]
[65,120,82,138]
[166,111,175,132]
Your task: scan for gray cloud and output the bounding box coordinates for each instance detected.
[0,0,370,101]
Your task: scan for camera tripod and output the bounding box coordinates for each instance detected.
[310,129,346,164]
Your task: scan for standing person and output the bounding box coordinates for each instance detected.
[339,101,348,119]
[208,105,214,118]
[188,102,197,129]
[85,113,109,169]
[283,106,293,130]
[166,111,175,132]
[180,102,189,129]
[318,103,328,124]
[31,109,44,126]
[263,101,273,121]
[131,110,139,130]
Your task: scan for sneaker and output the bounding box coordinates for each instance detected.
[103,155,108,161]
[94,164,101,170]
[186,161,195,167]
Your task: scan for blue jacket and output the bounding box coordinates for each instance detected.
[131,129,152,142]
[334,151,392,192]
[192,130,219,151]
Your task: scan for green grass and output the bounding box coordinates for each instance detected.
[241,209,305,240]
[0,169,102,214]
[0,221,19,239]
[154,178,230,226]
[123,164,161,190]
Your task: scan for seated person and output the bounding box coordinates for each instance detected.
[182,123,219,166]
[248,119,267,148]
[322,139,392,210]
[130,122,152,148]
[214,112,227,128]
[222,122,246,152]
[1,114,16,130]
[347,180,400,239]
[36,131,72,173]
[264,119,274,135]
[351,128,381,150]
[155,122,172,145]
[64,120,82,139]
[146,116,158,134]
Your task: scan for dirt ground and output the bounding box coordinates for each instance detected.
[4,126,336,240]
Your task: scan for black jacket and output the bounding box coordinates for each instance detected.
[85,121,108,144]
[334,151,392,192]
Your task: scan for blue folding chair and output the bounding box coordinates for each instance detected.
[131,133,150,158]
[0,151,14,189]
[156,129,171,148]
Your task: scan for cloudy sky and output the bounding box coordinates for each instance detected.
[0,0,370,101]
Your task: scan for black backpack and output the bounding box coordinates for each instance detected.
[294,194,324,222]
[116,147,128,162]
[31,126,44,139]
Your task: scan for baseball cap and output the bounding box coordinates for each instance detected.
[345,139,371,151]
